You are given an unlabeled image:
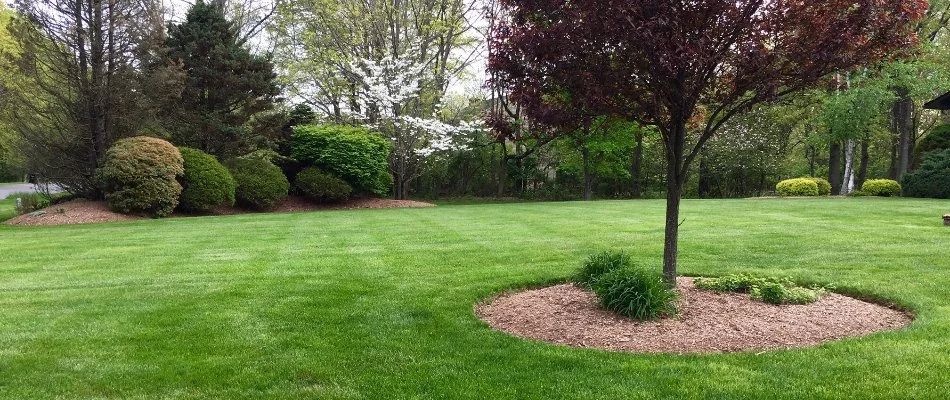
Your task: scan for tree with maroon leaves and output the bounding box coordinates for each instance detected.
[488,0,927,283]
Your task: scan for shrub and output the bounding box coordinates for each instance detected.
[295,167,352,203]
[292,125,392,195]
[177,147,236,212]
[99,136,183,217]
[9,192,50,215]
[861,179,901,197]
[801,177,832,196]
[776,178,819,196]
[695,273,827,305]
[225,158,289,209]
[591,267,677,320]
[750,283,825,305]
[694,274,788,293]
[572,250,633,287]
[914,124,950,167]
[902,149,950,199]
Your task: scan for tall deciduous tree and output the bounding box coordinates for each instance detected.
[3,0,167,196]
[161,0,280,159]
[489,0,926,282]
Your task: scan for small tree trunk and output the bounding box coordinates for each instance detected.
[497,143,507,197]
[856,140,870,189]
[808,145,816,177]
[698,156,711,198]
[630,131,643,198]
[841,139,856,195]
[829,141,842,195]
[582,146,592,201]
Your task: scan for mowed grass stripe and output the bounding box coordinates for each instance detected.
[0,198,948,399]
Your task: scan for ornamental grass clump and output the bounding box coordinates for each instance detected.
[591,267,677,320]
[572,250,633,287]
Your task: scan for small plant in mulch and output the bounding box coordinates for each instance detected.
[695,274,829,305]
[572,251,677,320]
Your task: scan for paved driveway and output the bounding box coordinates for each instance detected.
[0,183,61,200]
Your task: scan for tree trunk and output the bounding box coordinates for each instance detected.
[698,156,711,198]
[663,161,683,285]
[841,139,856,195]
[630,131,643,198]
[497,143,507,197]
[582,146,592,201]
[829,141,842,195]
[808,145,816,177]
[893,88,914,179]
[888,134,899,180]
[856,140,869,189]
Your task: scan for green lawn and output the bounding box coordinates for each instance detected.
[0,198,948,399]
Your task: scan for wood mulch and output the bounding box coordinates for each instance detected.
[5,196,434,227]
[476,277,912,354]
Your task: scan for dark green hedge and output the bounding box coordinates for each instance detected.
[177,147,236,212]
[295,167,352,203]
[903,149,950,199]
[225,158,289,209]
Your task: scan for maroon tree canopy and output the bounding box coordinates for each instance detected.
[488,0,927,282]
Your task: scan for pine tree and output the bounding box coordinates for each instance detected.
[162,0,280,159]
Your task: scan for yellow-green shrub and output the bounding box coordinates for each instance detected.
[776,178,819,196]
[861,179,901,197]
[801,177,832,196]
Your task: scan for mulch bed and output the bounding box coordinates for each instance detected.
[5,196,434,227]
[476,277,912,354]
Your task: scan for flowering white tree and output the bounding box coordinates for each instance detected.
[347,54,482,199]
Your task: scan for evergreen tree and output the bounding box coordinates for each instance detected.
[162,0,280,158]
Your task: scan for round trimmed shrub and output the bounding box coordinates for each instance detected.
[177,147,236,212]
[591,267,677,321]
[99,136,183,217]
[801,177,832,196]
[902,148,950,199]
[295,167,352,203]
[861,179,901,197]
[225,158,289,209]
[776,178,819,196]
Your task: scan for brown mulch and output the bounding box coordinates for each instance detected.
[476,278,912,354]
[5,196,434,227]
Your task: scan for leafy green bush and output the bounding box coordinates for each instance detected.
[225,158,289,209]
[861,179,901,197]
[591,267,677,320]
[915,124,950,167]
[292,125,392,195]
[572,250,633,287]
[776,178,819,196]
[694,274,787,293]
[9,192,50,215]
[695,273,827,305]
[801,177,832,196]
[99,136,183,217]
[295,167,352,203]
[902,149,950,199]
[177,147,236,212]
[750,283,825,305]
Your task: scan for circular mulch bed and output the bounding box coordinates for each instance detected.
[476,278,912,354]
[5,196,434,227]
